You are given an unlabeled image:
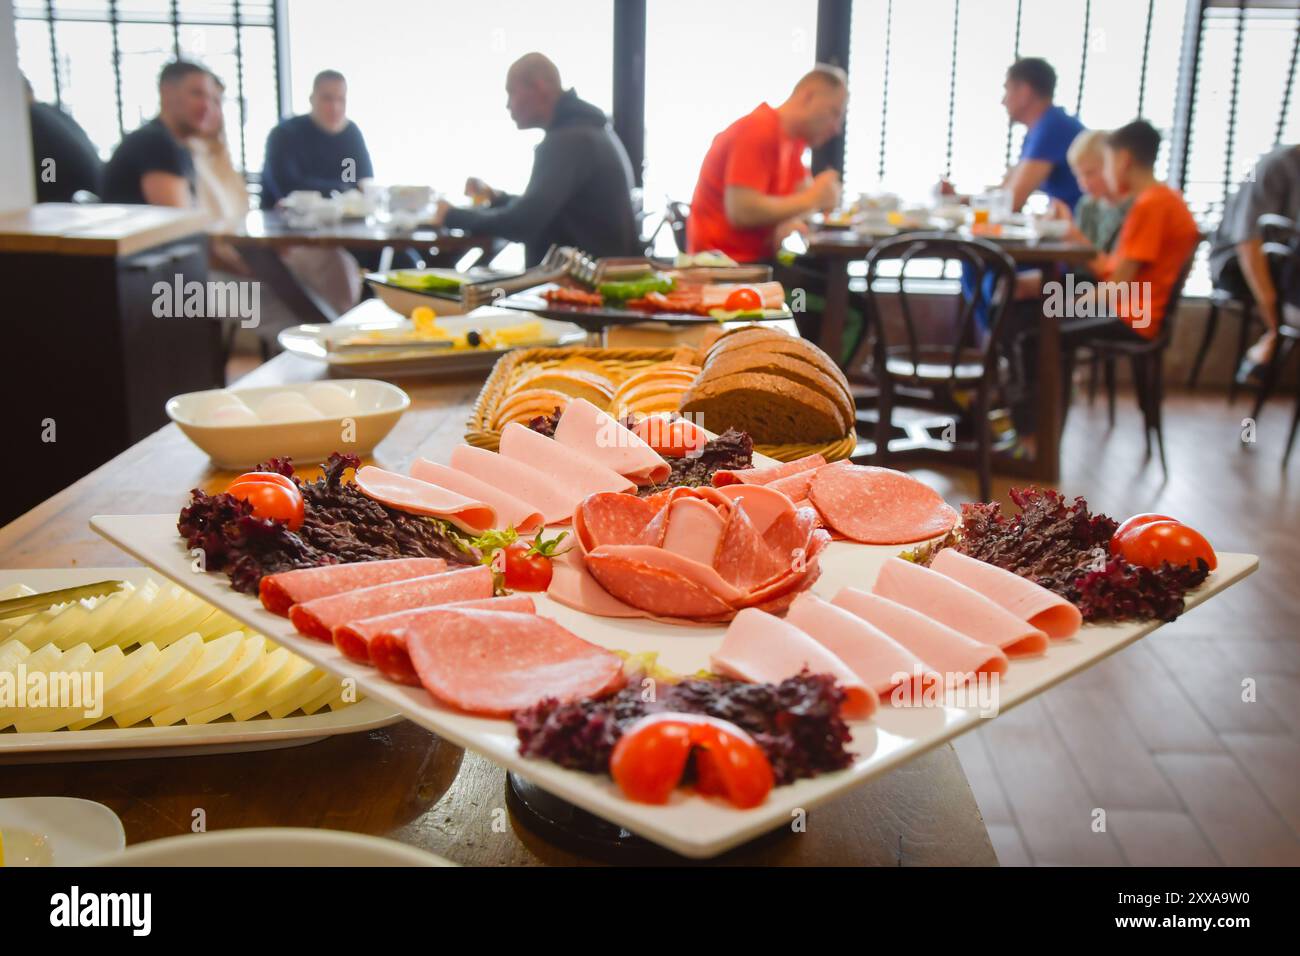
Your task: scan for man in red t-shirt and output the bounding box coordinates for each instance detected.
[687,66,847,262]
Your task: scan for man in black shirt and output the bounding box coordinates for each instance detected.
[24,76,104,202]
[260,70,374,208]
[433,53,638,266]
[103,61,219,206]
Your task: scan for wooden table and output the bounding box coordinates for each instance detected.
[805,229,1096,483]
[0,348,997,866]
[213,210,504,325]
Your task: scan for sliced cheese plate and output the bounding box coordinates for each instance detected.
[0,567,402,763]
[92,514,1257,858]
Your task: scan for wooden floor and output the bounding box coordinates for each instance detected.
[910,384,1300,866]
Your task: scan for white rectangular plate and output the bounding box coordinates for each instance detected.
[0,567,402,763]
[92,514,1257,858]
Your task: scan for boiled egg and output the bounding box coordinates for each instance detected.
[303,382,357,417]
[205,404,260,427]
[255,391,320,424]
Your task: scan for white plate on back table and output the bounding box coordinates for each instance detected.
[91,514,1257,858]
[0,567,402,764]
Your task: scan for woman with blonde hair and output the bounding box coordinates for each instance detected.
[1058,128,1133,254]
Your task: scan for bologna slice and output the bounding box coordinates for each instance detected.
[929,549,1082,639]
[552,397,670,486]
[364,596,536,684]
[809,463,958,545]
[832,587,1008,681]
[450,444,575,525]
[259,558,447,616]
[405,608,626,716]
[498,422,635,501]
[332,594,536,666]
[712,453,826,487]
[410,458,543,534]
[785,592,941,700]
[872,558,1048,657]
[711,608,878,720]
[288,565,494,641]
[354,466,496,535]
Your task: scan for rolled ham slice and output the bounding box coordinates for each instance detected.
[410,458,543,534]
[785,592,941,700]
[259,558,448,616]
[354,466,495,535]
[872,558,1049,657]
[332,594,536,668]
[929,549,1083,640]
[499,422,635,501]
[711,608,878,720]
[832,587,1008,681]
[552,397,670,486]
[288,565,494,641]
[712,453,826,487]
[405,608,626,716]
[450,444,574,525]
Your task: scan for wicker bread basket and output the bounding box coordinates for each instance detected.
[465,346,857,463]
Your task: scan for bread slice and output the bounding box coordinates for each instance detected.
[701,349,851,432]
[512,368,615,407]
[492,388,570,429]
[679,371,846,443]
[702,325,792,362]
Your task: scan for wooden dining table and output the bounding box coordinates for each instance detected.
[212,210,504,325]
[0,345,997,866]
[804,228,1096,483]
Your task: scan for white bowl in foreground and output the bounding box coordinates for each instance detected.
[93,827,454,867]
[0,797,126,866]
[166,379,410,470]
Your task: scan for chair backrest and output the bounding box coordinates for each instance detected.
[861,232,1018,384]
[1152,245,1200,346]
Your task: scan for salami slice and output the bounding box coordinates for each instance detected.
[714,500,787,591]
[711,453,826,487]
[288,565,494,641]
[333,594,536,666]
[764,468,820,503]
[404,609,626,716]
[761,506,819,566]
[585,546,739,618]
[809,463,958,544]
[546,546,645,619]
[259,558,447,616]
[574,492,657,553]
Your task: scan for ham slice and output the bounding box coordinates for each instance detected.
[552,397,670,485]
[410,458,543,534]
[809,463,958,544]
[288,565,494,641]
[259,558,447,616]
[332,594,536,667]
[930,549,1082,639]
[710,608,878,720]
[404,608,626,716]
[658,497,726,566]
[872,558,1049,657]
[712,483,796,536]
[785,592,940,699]
[450,444,575,525]
[498,422,635,502]
[354,466,495,534]
[832,587,1009,680]
[712,453,826,487]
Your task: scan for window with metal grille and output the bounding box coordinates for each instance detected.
[13,1,280,177]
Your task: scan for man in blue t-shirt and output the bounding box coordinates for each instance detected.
[1001,57,1085,211]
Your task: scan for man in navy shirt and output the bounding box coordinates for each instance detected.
[260,70,374,209]
[1001,57,1085,211]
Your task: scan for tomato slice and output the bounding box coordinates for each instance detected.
[226,473,305,531]
[723,287,763,312]
[1115,520,1216,571]
[609,713,775,808]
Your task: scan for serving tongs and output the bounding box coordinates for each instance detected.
[0,580,124,620]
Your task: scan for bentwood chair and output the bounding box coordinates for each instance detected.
[849,233,1017,503]
[1246,216,1300,436]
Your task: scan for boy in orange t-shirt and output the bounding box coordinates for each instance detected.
[1066,120,1200,342]
[687,66,847,262]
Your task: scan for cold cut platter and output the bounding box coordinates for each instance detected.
[90,383,1257,857]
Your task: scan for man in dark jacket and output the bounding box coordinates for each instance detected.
[434,53,639,266]
[25,76,104,202]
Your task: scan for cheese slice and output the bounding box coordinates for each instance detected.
[151,634,268,726]
[67,642,161,730]
[187,646,292,724]
[233,656,315,722]
[13,645,126,733]
[110,633,205,727]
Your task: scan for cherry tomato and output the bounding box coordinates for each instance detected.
[499,541,553,591]
[226,472,305,531]
[1114,520,1217,571]
[609,713,775,808]
[723,287,763,312]
[1110,513,1176,555]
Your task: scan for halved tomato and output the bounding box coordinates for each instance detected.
[226,472,305,531]
[1114,520,1216,571]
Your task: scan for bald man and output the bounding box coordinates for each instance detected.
[434,53,638,266]
[687,66,846,262]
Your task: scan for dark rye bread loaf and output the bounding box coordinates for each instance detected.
[712,333,852,399]
[678,371,846,443]
[700,325,790,363]
[701,348,853,432]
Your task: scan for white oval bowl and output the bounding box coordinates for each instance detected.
[166,379,410,470]
[92,827,453,867]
